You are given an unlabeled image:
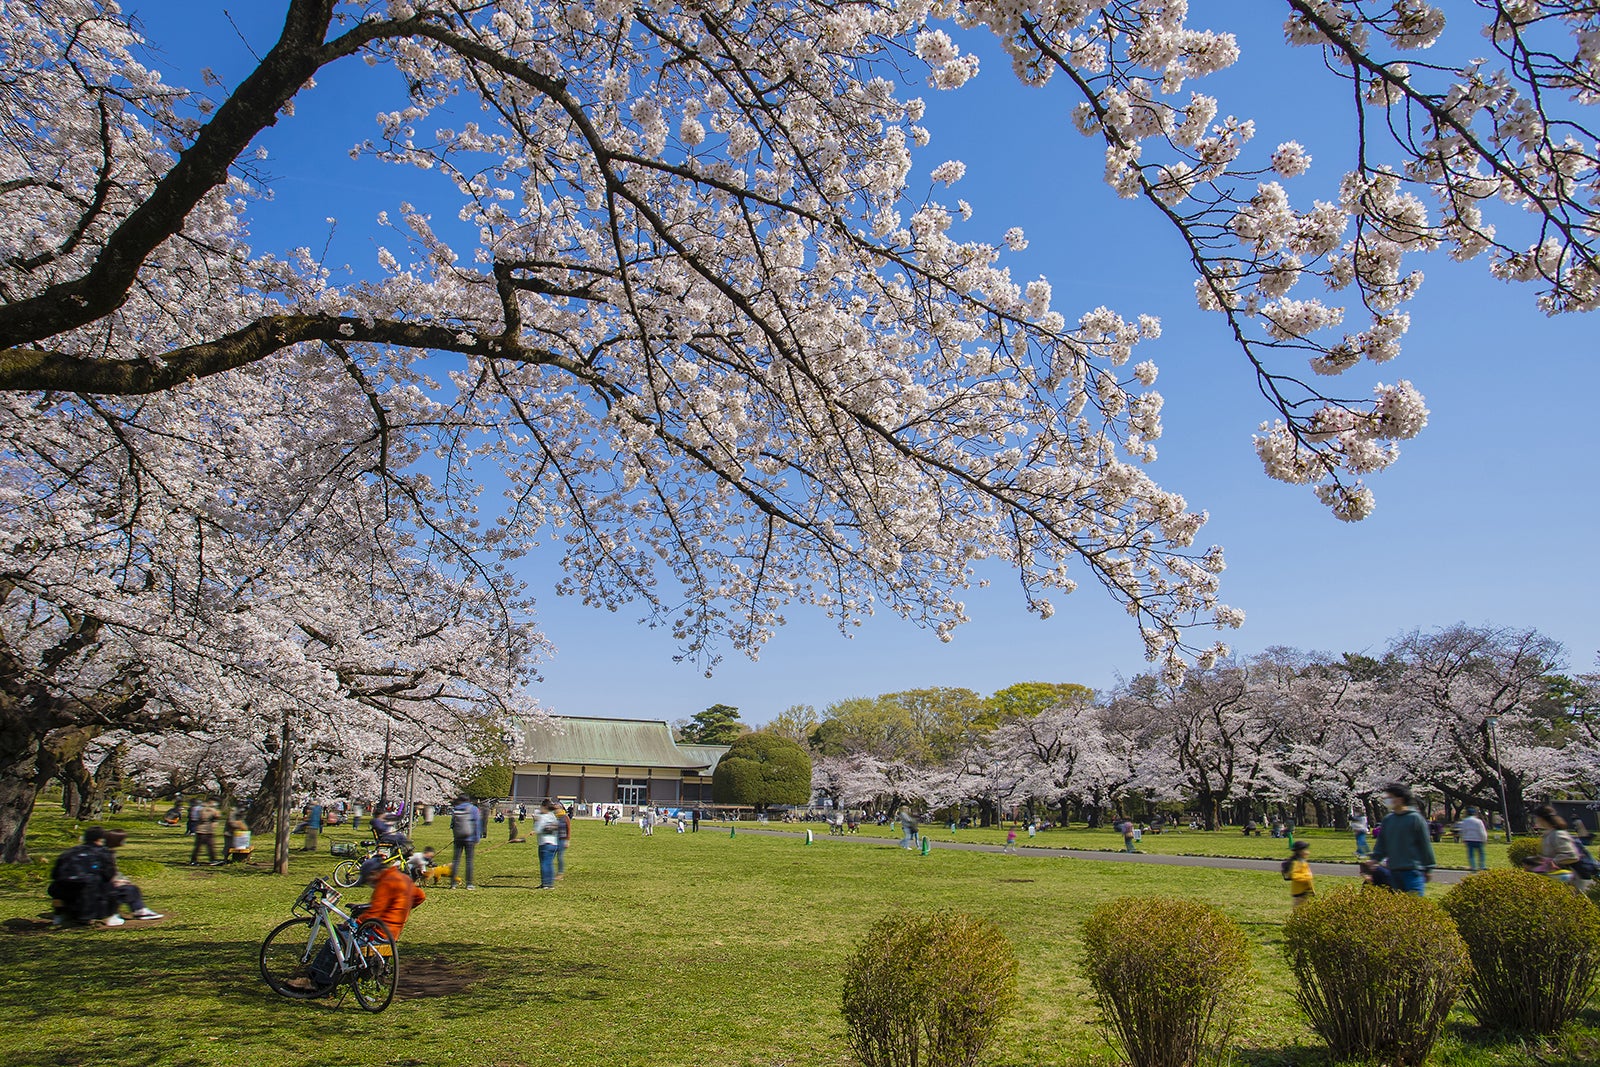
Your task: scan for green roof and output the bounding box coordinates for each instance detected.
[518,716,726,772]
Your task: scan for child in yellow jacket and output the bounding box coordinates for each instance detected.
[1285,840,1314,907]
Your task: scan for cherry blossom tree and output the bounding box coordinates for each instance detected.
[0,336,540,862]
[5,2,1598,856]
[1386,624,1572,829]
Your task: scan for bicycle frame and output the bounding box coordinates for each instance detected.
[289,879,373,977]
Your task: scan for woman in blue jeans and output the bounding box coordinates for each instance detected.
[534,801,560,889]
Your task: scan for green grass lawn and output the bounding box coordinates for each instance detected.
[1,810,1594,1067]
[733,819,1518,869]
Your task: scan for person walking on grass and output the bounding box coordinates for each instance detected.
[1456,807,1489,872]
[1350,810,1370,858]
[556,803,572,878]
[189,796,221,865]
[449,794,482,890]
[1370,783,1435,896]
[302,799,323,853]
[1118,818,1136,853]
[1004,828,1017,855]
[1284,840,1314,909]
[534,801,560,889]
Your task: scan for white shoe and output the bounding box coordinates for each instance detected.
[132,909,164,920]
[104,915,125,927]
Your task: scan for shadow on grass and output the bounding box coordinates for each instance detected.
[1227,1007,1600,1067]
[0,933,571,1067]
[1435,1005,1600,1067]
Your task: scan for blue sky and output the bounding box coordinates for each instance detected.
[125,5,1598,723]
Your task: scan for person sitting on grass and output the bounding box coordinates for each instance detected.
[49,826,112,926]
[49,827,161,927]
[352,855,425,941]
[100,830,163,923]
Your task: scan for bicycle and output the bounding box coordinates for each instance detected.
[330,838,408,888]
[259,876,398,1011]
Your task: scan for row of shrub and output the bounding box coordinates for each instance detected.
[840,869,1600,1067]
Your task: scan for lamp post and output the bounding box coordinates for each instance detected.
[1486,715,1513,843]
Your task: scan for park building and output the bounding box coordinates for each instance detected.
[510,715,729,810]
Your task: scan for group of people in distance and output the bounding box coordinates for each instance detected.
[1286,782,1596,909]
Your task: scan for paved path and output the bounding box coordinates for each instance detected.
[730,827,1470,884]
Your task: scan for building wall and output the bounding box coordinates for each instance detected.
[512,765,720,808]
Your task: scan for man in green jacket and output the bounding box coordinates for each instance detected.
[1371,782,1435,896]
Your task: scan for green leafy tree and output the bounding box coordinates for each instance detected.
[712,733,812,809]
[763,704,820,746]
[459,763,513,799]
[880,687,986,762]
[812,696,921,760]
[678,704,745,745]
[981,682,1097,728]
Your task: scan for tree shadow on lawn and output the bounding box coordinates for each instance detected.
[1229,1008,1600,1067]
[1435,1006,1600,1067]
[0,933,578,1066]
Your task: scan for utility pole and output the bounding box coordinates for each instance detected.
[1486,715,1513,843]
[376,720,392,815]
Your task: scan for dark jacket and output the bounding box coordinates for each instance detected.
[1372,809,1436,871]
[49,844,113,922]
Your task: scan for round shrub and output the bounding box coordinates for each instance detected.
[1283,885,1468,1066]
[1080,897,1250,1067]
[1441,868,1600,1033]
[1505,836,1542,869]
[841,910,1019,1067]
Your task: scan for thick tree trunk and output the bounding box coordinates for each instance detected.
[246,756,282,833]
[274,717,294,875]
[0,770,43,864]
[0,723,95,863]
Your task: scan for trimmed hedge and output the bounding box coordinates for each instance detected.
[1441,868,1600,1033]
[1080,897,1250,1067]
[1283,885,1468,1066]
[1505,836,1542,870]
[841,910,1018,1067]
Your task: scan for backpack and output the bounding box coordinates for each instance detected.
[1573,837,1599,880]
[451,806,476,840]
[1280,857,1294,880]
[54,845,103,885]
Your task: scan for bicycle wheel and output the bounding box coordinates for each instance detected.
[350,919,397,1012]
[331,859,362,888]
[260,916,338,999]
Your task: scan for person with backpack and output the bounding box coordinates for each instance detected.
[1370,783,1436,896]
[1529,803,1596,894]
[49,827,112,925]
[1283,840,1314,908]
[449,795,482,890]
